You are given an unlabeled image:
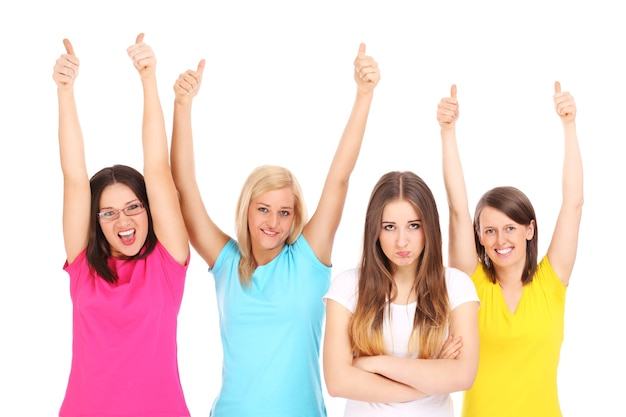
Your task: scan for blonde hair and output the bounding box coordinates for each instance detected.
[235,165,307,286]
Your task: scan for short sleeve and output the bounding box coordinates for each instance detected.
[446,267,480,310]
[323,268,359,313]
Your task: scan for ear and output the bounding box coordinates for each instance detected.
[526,220,536,240]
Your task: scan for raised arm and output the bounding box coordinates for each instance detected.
[438,85,478,276]
[127,34,189,265]
[546,81,583,286]
[323,300,430,402]
[350,300,480,395]
[303,43,380,265]
[54,39,90,264]
[170,59,230,268]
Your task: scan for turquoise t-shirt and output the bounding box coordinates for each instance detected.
[209,235,330,417]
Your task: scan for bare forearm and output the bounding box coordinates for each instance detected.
[141,76,169,174]
[326,365,428,403]
[441,126,469,218]
[58,87,88,181]
[562,121,583,207]
[441,126,475,271]
[363,355,476,395]
[327,91,373,182]
[171,100,198,191]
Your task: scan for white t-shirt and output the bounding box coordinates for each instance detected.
[323,267,479,417]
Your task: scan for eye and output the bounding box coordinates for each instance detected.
[506,226,516,232]
[127,203,141,210]
[383,224,395,231]
[484,228,494,235]
[99,210,115,218]
[258,207,268,213]
[279,210,291,217]
[409,222,421,230]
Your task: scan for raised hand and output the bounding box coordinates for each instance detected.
[53,39,79,88]
[127,33,156,79]
[437,84,459,130]
[553,81,576,123]
[174,60,206,104]
[354,43,380,94]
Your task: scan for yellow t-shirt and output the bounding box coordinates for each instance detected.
[462,256,566,417]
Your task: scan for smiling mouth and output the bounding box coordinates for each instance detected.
[495,248,512,255]
[119,229,136,243]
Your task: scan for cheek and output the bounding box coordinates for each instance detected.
[417,234,426,252]
[283,217,296,236]
[99,224,118,246]
[378,235,392,255]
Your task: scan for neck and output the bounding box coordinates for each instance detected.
[494,264,524,289]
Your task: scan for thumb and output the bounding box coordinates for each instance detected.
[63,39,75,55]
[135,33,144,44]
[554,81,561,94]
[358,43,366,58]
[451,84,457,98]
[197,59,206,75]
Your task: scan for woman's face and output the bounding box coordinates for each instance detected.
[477,206,534,270]
[97,183,149,258]
[247,186,295,262]
[378,199,425,271]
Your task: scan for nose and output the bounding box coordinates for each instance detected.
[495,231,506,245]
[268,212,280,228]
[115,210,134,225]
[396,229,408,247]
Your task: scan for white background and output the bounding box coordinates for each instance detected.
[1,1,623,416]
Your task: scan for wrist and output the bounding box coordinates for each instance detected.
[356,88,374,99]
[174,97,193,107]
[57,84,75,95]
[140,74,158,85]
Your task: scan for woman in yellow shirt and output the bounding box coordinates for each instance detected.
[437,83,583,417]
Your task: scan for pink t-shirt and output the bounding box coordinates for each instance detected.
[59,241,190,417]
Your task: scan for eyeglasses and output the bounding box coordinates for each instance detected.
[97,202,146,222]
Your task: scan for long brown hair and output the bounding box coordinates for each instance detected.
[350,171,449,359]
[474,186,538,285]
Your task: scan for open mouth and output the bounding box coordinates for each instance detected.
[118,229,136,245]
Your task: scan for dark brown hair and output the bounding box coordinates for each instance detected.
[87,165,157,283]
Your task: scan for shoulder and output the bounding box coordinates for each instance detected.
[64,248,88,273]
[149,241,189,273]
[290,234,315,256]
[210,239,239,272]
[324,268,359,312]
[531,256,566,293]
[446,266,473,288]
[287,235,330,272]
[446,266,480,309]
[333,268,359,287]
[470,262,491,288]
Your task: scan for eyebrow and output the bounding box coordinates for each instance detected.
[256,202,294,210]
[99,199,141,210]
[381,219,421,224]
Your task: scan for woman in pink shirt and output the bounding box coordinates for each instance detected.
[53,34,190,417]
